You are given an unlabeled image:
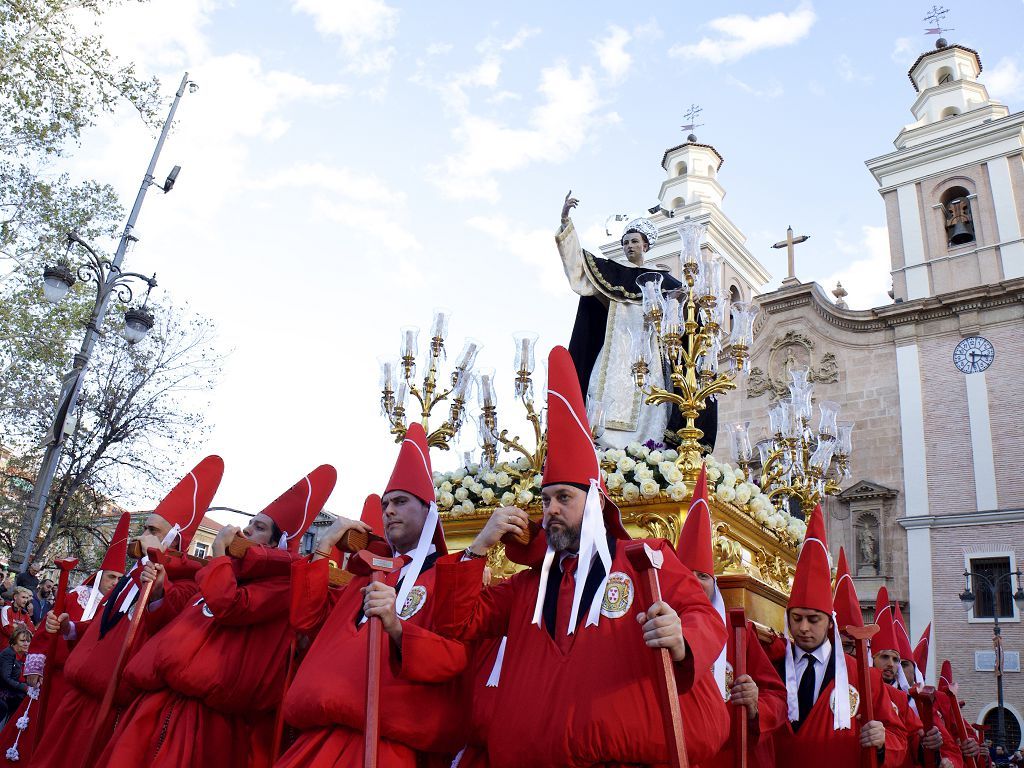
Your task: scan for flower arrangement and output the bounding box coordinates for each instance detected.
[433,440,807,543]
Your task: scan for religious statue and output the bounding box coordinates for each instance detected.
[857,524,878,576]
[556,191,717,450]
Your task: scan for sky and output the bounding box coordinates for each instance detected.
[55,0,1024,521]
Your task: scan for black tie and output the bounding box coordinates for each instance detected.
[797,654,817,727]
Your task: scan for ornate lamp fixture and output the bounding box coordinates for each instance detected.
[630,222,759,483]
[734,366,853,515]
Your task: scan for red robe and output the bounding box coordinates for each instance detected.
[274,557,468,768]
[28,556,200,768]
[432,539,731,768]
[886,684,924,768]
[770,651,907,768]
[903,689,963,768]
[0,607,34,640]
[450,637,504,768]
[98,547,295,768]
[0,588,89,764]
[701,621,788,768]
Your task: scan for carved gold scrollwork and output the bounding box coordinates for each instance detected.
[711,522,745,574]
[754,546,792,592]
[633,510,681,547]
[485,542,524,582]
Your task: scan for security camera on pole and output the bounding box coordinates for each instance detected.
[11,72,197,573]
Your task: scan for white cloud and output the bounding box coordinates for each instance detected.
[291,0,399,73]
[466,216,566,295]
[311,198,421,253]
[478,26,541,53]
[433,63,617,202]
[726,74,784,100]
[891,37,916,66]
[836,53,872,84]
[984,57,1024,103]
[593,25,632,83]
[250,163,403,204]
[669,3,816,65]
[426,42,453,56]
[821,225,892,310]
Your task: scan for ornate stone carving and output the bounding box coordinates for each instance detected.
[754,546,792,592]
[747,331,840,399]
[712,522,745,574]
[632,510,681,546]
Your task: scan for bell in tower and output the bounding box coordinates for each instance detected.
[943,195,975,246]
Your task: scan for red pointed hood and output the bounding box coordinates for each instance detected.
[360,493,385,538]
[261,465,337,551]
[938,659,955,691]
[100,512,131,574]
[542,346,627,539]
[872,586,899,654]
[833,547,862,630]
[384,423,446,554]
[153,456,225,550]
[788,528,833,615]
[676,463,713,574]
[804,504,828,548]
[913,622,932,673]
[893,602,914,661]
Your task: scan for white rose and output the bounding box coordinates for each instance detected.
[716,485,736,503]
[471,483,484,495]
[626,441,644,456]
[481,488,496,504]
[517,490,533,505]
[496,472,512,488]
[665,467,684,485]
[663,449,679,461]
[640,478,660,498]
[667,482,687,502]
[438,491,455,509]
[455,487,469,502]
[707,466,722,483]
[461,500,475,514]
[440,481,453,494]
[483,471,497,485]
[516,456,531,471]
[635,465,655,481]
[754,508,769,524]
[735,485,752,505]
[616,457,636,473]
[467,463,480,475]
[622,483,641,502]
[500,491,516,506]
[452,468,467,482]
[721,470,737,488]
[533,473,543,489]
[605,472,625,491]
[648,450,664,464]
[604,448,624,463]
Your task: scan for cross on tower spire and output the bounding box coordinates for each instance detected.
[771,225,810,286]
[680,104,704,136]
[923,5,953,36]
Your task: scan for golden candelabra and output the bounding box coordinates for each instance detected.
[379,308,480,448]
[630,222,759,484]
[728,367,853,515]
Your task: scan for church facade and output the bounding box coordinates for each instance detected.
[598,38,1024,746]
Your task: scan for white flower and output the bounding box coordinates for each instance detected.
[716,485,736,503]
[622,483,641,502]
[500,491,516,506]
[495,472,512,488]
[467,463,481,475]
[754,508,770,524]
[533,473,543,489]
[667,482,688,502]
[634,465,655,481]
[460,500,475,514]
[707,466,722,483]
[659,462,683,484]
[440,481,453,494]
[605,472,625,491]
[720,470,737,488]
[516,456,531,471]
[483,471,497,485]
[640,478,660,498]
[626,441,644,456]
[481,488,496,504]
[455,487,469,502]
[749,496,768,513]
[616,457,636,473]
[604,448,625,463]
[452,468,467,482]
[438,491,455,509]
[664,449,679,461]
[517,490,533,505]
[471,483,485,496]
[734,485,752,505]
[648,450,664,464]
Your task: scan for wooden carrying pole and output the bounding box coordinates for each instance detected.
[82,548,164,767]
[909,686,941,768]
[346,550,408,768]
[32,557,78,744]
[940,687,979,768]
[625,542,689,768]
[727,608,748,768]
[845,624,880,768]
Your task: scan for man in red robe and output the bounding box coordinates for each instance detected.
[29,456,224,768]
[675,463,787,768]
[275,423,469,768]
[769,507,906,768]
[99,464,337,768]
[432,346,730,768]
[936,660,984,765]
[0,513,131,765]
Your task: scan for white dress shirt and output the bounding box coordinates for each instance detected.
[793,636,832,703]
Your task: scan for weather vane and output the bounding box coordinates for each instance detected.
[680,104,704,134]
[923,5,953,36]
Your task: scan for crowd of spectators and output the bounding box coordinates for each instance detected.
[0,563,51,727]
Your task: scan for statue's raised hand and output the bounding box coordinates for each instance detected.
[561,190,579,224]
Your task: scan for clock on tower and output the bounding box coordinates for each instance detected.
[952,336,995,374]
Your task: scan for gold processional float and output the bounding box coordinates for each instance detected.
[377,223,854,638]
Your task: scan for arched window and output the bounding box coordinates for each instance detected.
[727,284,741,331]
[707,165,717,179]
[936,66,955,85]
[940,186,975,246]
[940,106,961,119]
[982,705,1022,751]
[670,196,685,210]
[674,160,688,177]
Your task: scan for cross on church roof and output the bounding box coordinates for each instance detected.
[771,225,810,286]
[923,5,953,35]
[680,104,704,134]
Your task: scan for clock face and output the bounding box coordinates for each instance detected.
[953,336,995,374]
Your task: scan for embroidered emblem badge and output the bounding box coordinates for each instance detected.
[723,661,735,701]
[829,684,861,718]
[600,572,634,619]
[399,586,427,620]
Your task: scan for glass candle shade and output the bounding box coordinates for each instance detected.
[677,222,708,266]
[728,301,758,347]
[513,331,539,374]
[455,338,482,372]
[476,368,496,408]
[430,308,450,341]
[378,356,399,392]
[817,400,840,440]
[400,325,419,359]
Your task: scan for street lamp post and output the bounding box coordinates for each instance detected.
[958,567,1024,750]
[11,72,196,572]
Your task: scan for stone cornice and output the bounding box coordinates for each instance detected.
[752,278,1024,335]
[899,508,1024,529]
